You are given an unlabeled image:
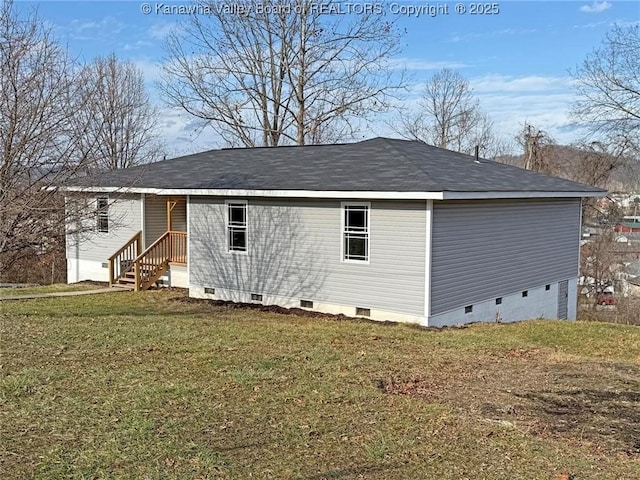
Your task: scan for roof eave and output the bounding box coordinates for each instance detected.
[442,190,607,200]
[57,186,445,200]
[57,185,606,200]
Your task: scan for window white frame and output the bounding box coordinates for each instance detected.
[341,202,370,263]
[225,200,248,254]
[96,196,109,233]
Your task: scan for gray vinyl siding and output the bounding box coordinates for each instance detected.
[144,195,166,247]
[189,197,426,316]
[171,198,187,232]
[144,196,187,248]
[430,199,581,315]
[66,193,142,262]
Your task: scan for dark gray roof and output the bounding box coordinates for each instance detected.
[64,137,604,194]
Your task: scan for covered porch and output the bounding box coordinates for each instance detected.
[109,195,188,290]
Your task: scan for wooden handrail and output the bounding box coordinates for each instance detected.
[168,231,187,264]
[109,230,186,290]
[108,231,142,286]
[108,231,142,263]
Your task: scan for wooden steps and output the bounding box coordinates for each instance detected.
[108,231,185,292]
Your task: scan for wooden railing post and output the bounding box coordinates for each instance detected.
[108,230,187,290]
[134,260,140,291]
[135,232,142,257]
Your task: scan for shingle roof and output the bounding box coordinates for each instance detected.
[64,137,605,195]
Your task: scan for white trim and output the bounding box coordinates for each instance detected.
[424,199,433,321]
[54,186,605,200]
[441,191,605,200]
[140,193,146,247]
[225,199,248,255]
[340,201,371,264]
[96,195,109,233]
[576,200,584,318]
[58,186,445,199]
[186,195,190,287]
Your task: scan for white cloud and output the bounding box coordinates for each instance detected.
[67,16,125,41]
[147,22,178,40]
[155,107,223,156]
[122,40,154,52]
[471,74,573,93]
[132,58,163,84]
[579,1,612,14]
[471,75,579,143]
[390,74,581,148]
[449,28,537,43]
[572,19,610,29]
[390,58,469,71]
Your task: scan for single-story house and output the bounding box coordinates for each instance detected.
[59,137,605,327]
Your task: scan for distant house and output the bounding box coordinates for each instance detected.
[615,216,640,233]
[58,138,604,327]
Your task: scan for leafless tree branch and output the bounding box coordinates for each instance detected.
[159,0,407,147]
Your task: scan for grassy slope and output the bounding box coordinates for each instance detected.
[1,290,639,479]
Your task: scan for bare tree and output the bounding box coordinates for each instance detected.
[580,229,624,311]
[74,53,162,171]
[573,24,640,159]
[0,1,91,279]
[397,68,501,158]
[552,141,623,189]
[521,124,552,173]
[159,0,405,147]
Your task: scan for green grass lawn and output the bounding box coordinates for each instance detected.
[1,289,639,479]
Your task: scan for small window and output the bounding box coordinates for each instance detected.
[300,300,313,308]
[226,201,247,252]
[545,284,551,291]
[96,196,109,233]
[496,297,502,305]
[251,293,263,302]
[355,307,370,317]
[522,291,528,298]
[343,203,370,262]
[204,287,216,295]
[465,305,473,314]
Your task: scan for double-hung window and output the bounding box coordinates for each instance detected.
[227,201,247,252]
[96,196,109,233]
[342,203,370,262]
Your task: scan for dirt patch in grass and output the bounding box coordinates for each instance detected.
[174,295,352,319]
[173,295,470,333]
[377,350,640,457]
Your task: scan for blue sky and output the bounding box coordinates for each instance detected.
[16,0,640,154]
